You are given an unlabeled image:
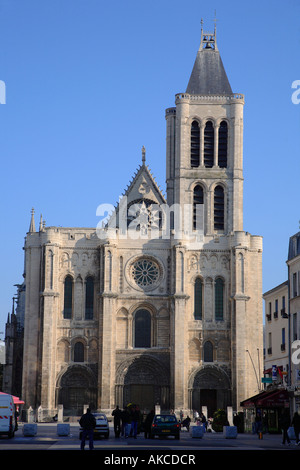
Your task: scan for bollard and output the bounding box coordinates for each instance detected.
[23,423,37,436]
[57,423,70,436]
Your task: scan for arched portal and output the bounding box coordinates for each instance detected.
[115,355,170,413]
[56,365,97,415]
[189,365,231,417]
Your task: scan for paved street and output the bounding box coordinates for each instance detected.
[0,422,298,452]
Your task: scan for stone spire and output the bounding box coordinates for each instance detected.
[186,19,232,95]
[39,214,43,232]
[142,146,146,165]
[28,208,36,233]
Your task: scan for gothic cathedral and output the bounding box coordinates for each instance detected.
[8,25,263,418]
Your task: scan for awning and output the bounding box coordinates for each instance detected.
[0,392,25,405]
[240,389,289,409]
[240,390,270,408]
[256,389,289,408]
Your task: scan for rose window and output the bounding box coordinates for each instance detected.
[131,258,160,288]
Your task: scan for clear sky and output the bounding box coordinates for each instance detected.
[0,0,299,337]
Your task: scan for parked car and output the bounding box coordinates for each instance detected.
[150,414,180,439]
[79,412,109,439]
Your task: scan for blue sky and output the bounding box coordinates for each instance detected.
[0,0,299,336]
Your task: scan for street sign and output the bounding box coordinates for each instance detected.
[262,377,273,383]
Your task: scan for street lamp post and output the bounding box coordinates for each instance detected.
[246,349,261,392]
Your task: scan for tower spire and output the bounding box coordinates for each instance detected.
[186,19,232,95]
[142,146,146,165]
[29,208,36,233]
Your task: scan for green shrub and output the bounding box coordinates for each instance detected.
[212,409,229,432]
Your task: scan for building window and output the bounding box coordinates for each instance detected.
[74,342,84,362]
[131,258,160,288]
[194,278,203,320]
[63,275,73,319]
[218,121,228,168]
[191,120,200,167]
[204,121,214,168]
[293,313,298,341]
[193,185,204,230]
[215,277,224,321]
[134,309,151,348]
[293,272,298,297]
[281,328,286,351]
[274,299,278,318]
[214,185,224,230]
[203,341,213,362]
[85,277,94,320]
[267,332,272,355]
[282,296,286,312]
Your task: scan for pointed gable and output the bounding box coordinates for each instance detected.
[123,163,166,207]
[106,149,166,231]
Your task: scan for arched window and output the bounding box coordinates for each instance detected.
[85,276,94,320]
[191,120,200,167]
[193,185,204,231]
[194,278,203,320]
[204,121,214,168]
[215,278,224,321]
[214,185,224,230]
[134,309,151,348]
[74,342,84,362]
[63,275,73,319]
[203,341,213,362]
[218,121,228,168]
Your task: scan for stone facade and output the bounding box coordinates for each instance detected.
[7,26,263,418]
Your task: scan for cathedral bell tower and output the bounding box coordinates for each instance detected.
[166,22,263,414]
[166,21,244,236]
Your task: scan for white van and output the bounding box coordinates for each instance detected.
[0,394,16,438]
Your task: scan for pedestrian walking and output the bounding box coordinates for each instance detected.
[279,410,291,446]
[122,406,131,438]
[79,408,96,450]
[130,405,141,438]
[200,412,207,430]
[251,412,256,434]
[292,412,300,445]
[112,405,122,438]
[144,409,155,439]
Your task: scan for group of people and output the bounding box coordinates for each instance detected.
[112,404,143,439]
[279,410,300,446]
[251,409,300,445]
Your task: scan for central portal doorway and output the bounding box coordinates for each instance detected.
[200,389,217,418]
[189,365,231,418]
[129,385,155,410]
[116,355,170,413]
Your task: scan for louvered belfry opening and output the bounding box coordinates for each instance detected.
[218,120,228,168]
[204,121,214,168]
[193,184,204,230]
[214,185,224,230]
[191,120,200,167]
